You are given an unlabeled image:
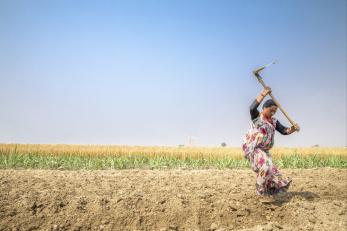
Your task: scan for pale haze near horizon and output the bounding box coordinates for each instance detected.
[0,0,346,147]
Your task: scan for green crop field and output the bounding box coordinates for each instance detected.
[1,144,346,170]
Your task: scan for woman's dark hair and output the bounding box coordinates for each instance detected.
[262,99,277,109]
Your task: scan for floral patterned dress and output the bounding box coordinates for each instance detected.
[242,113,291,196]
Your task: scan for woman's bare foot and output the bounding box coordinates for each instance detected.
[258,195,275,203]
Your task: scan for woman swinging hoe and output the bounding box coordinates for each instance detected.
[242,63,300,201]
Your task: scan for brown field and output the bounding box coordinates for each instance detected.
[1,168,346,231]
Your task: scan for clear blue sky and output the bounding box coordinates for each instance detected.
[0,0,346,147]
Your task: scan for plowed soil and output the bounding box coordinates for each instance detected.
[0,168,346,231]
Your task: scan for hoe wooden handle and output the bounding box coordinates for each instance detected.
[255,74,299,129]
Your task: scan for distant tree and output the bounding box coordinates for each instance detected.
[221,142,227,147]
[311,144,319,147]
[178,144,185,148]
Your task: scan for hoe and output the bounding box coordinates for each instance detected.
[253,61,300,131]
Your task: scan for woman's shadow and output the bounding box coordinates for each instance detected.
[267,191,319,206]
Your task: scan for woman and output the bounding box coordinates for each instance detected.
[242,86,299,199]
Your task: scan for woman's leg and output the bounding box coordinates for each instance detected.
[253,149,291,195]
[267,165,292,194]
[254,149,272,195]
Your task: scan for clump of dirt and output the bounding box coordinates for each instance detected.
[0,168,346,231]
